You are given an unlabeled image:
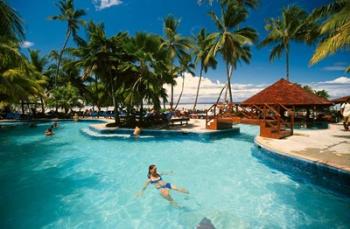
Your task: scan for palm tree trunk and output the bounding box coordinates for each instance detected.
[174,73,185,110]
[170,84,174,110]
[216,85,226,104]
[55,28,72,87]
[226,62,233,103]
[40,97,45,114]
[139,99,144,126]
[110,80,119,125]
[286,43,289,81]
[94,76,99,111]
[193,65,203,111]
[21,100,25,115]
[163,98,166,110]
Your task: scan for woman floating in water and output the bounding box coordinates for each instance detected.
[137,164,189,206]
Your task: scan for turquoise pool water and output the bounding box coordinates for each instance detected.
[0,121,349,228]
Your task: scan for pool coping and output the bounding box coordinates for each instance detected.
[254,136,350,176]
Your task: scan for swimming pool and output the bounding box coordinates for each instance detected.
[0,121,349,228]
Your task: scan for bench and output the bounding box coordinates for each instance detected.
[169,117,190,126]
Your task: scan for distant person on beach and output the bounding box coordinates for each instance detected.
[133,126,141,137]
[45,127,54,136]
[137,164,189,206]
[341,98,350,131]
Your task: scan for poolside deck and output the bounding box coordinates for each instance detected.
[255,123,350,173]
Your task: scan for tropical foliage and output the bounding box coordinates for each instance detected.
[1,0,347,125]
[259,6,318,80]
[50,0,85,86]
[207,0,257,102]
[193,28,217,110]
[302,85,330,99]
[309,0,350,72]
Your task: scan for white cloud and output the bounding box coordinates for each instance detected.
[20,41,34,48]
[309,76,350,99]
[323,62,348,72]
[93,0,122,10]
[164,72,266,104]
[323,66,346,71]
[321,76,350,84]
[165,74,350,106]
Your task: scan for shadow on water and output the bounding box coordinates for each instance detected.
[0,132,105,228]
[251,146,350,197]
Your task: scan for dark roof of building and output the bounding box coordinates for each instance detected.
[331,95,350,104]
[242,78,332,106]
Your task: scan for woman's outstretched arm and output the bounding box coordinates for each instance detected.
[136,180,150,197]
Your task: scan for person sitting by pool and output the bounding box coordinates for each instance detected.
[45,127,54,136]
[133,126,141,137]
[137,164,189,206]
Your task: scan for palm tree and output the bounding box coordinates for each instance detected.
[0,50,45,109]
[73,22,130,124]
[124,33,171,124]
[0,0,24,41]
[50,0,85,87]
[260,5,317,80]
[198,0,259,9]
[161,16,192,110]
[207,1,257,102]
[309,0,350,72]
[29,49,48,113]
[174,54,195,110]
[193,28,217,111]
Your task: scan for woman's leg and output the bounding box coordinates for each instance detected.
[171,184,189,194]
[160,189,172,201]
[159,189,179,207]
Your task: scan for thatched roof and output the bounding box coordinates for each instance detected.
[242,79,332,106]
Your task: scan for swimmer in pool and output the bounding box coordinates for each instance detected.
[53,121,58,128]
[137,164,189,206]
[133,126,141,137]
[45,127,54,136]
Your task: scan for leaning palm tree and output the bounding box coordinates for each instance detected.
[309,0,350,72]
[50,0,85,87]
[0,0,24,41]
[161,16,192,110]
[193,28,217,111]
[260,5,317,80]
[174,54,195,110]
[207,1,257,103]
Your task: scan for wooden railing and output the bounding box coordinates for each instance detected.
[205,102,294,138]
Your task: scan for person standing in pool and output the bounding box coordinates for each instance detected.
[133,126,141,137]
[45,127,54,136]
[137,164,189,205]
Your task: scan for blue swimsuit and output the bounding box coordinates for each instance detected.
[149,176,172,189]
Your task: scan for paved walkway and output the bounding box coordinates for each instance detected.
[255,123,350,173]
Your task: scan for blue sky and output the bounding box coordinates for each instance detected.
[11,0,349,101]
